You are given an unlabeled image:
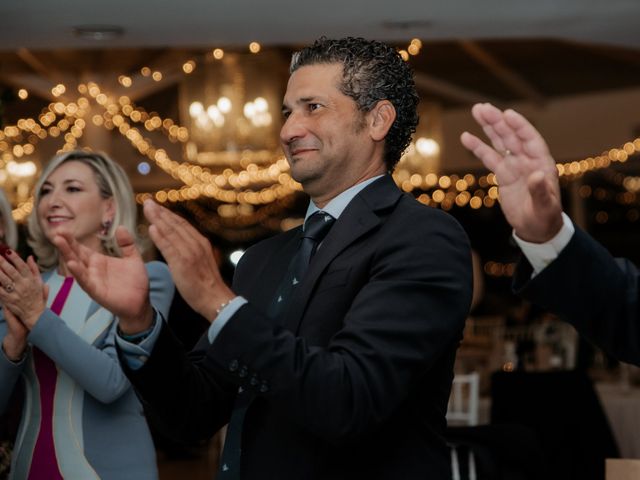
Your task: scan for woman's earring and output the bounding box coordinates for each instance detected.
[101,219,113,236]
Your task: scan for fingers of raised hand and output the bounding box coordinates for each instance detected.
[460,131,503,172]
[0,257,25,296]
[502,110,553,161]
[146,202,199,245]
[0,255,20,279]
[471,103,525,155]
[114,226,143,261]
[0,270,16,296]
[3,251,30,277]
[147,205,206,262]
[0,256,44,300]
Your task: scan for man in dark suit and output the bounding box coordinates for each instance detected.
[56,37,472,479]
[461,102,640,366]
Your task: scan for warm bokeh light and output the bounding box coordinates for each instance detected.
[183,60,196,74]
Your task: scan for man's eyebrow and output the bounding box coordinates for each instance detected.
[282,96,322,112]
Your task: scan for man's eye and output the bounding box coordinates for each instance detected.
[308,103,321,112]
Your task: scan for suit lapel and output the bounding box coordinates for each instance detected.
[284,176,403,333]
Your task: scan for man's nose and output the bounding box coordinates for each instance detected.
[280,111,305,145]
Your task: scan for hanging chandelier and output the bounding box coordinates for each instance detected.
[180,50,289,170]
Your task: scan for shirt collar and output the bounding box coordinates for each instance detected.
[304,174,385,224]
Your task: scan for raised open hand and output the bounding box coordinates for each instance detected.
[53,226,153,333]
[143,200,234,321]
[460,103,563,243]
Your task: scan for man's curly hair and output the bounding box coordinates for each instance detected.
[290,37,419,172]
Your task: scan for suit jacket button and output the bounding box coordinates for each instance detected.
[238,366,249,378]
[259,381,269,393]
[228,359,239,372]
[249,374,259,386]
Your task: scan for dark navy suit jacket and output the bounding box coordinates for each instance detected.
[126,175,472,479]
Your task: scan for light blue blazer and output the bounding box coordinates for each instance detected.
[0,261,174,480]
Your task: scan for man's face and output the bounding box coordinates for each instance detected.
[280,63,384,205]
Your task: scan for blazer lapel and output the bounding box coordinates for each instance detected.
[284,176,403,333]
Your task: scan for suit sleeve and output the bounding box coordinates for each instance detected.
[513,227,640,365]
[124,322,237,442]
[28,262,174,404]
[122,259,244,442]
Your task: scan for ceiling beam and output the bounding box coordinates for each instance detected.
[15,48,72,87]
[0,73,56,101]
[458,40,545,105]
[586,43,640,67]
[100,49,192,101]
[113,70,183,102]
[414,72,503,106]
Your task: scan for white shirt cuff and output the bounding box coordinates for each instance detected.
[208,296,248,343]
[512,212,575,276]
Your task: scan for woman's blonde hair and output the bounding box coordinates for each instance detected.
[28,151,140,269]
[0,188,18,249]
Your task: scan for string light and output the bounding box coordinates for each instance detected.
[4,41,640,230]
[118,75,133,87]
[182,60,196,74]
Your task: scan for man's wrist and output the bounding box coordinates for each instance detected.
[117,315,156,344]
[514,218,563,244]
[513,212,575,275]
[118,304,155,335]
[203,287,236,322]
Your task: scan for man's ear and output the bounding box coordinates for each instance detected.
[368,100,396,141]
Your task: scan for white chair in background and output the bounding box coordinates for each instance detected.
[447,372,480,427]
[447,372,480,480]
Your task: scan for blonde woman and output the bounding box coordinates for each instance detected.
[0,151,174,479]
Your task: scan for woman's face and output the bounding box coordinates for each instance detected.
[37,160,114,252]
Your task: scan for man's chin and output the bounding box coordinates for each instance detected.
[290,169,322,188]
